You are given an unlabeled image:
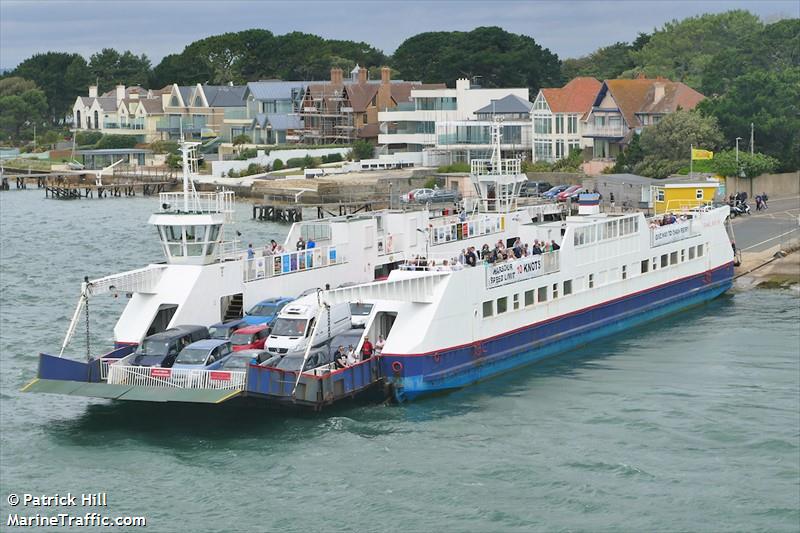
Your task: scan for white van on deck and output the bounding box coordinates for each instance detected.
[264,293,351,356]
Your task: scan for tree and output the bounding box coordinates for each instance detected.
[149,140,179,154]
[94,134,139,149]
[75,130,103,146]
[635,110,724,178]
[272,158,284,171]
[392,27,561,93]
[712,150,779,179]
[561,42,635,82]
[698,68,800,172]
[89,48,151,93]
[351,140,374,161]
[0,78,48,139]
[12,52,91,123]
[232,134,251,154]
[701,18,800,95]
[39,130,60,149]
[629,10,763,88]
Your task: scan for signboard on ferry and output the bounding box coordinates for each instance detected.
[651,221,691,247]
[150,368,171,378]
[486,255,545,289]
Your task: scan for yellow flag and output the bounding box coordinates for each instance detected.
[691,148,714,160]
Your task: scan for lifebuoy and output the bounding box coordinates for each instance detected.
[391,361,403,374]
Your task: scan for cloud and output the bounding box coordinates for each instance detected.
[1,0,797,69]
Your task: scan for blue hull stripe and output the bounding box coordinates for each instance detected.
[382,263,734,399]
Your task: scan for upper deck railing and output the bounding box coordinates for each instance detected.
[158,191,235,222]
[243,245,343,282]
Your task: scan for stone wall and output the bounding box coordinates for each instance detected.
[725,172,799,199]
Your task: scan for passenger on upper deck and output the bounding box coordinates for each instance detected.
[361,337,374,360]
[296,237,306,250]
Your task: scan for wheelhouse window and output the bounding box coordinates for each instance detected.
[689,246,696,260]
[538,286,547,302]
[622,265,627,280]
[563,280,572,296]
[552,283,558,299]
[524,290,534,307]
[588,273,594,288]
[670,251,678,265]
[513,294,520,310]
[641,259,649,273]
[661,254,668,268]
[697,244,704,257]
[482,301,493,318]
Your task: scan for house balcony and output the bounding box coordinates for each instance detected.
[583,124,627,138]
[378,133,435,146]
[223,108,249,120]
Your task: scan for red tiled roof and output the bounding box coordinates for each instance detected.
[604,78,705,127]
[540,77,601,114]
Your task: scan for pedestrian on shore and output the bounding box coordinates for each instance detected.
[762,192,768,209]
[610,192,615,209]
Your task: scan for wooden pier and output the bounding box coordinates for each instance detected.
[252,200,377,223]
[252,204,303,223]
[44,182,172,199]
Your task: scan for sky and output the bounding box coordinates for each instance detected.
[1,0,798,70]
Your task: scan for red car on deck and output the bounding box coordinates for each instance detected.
[229,324,270,352]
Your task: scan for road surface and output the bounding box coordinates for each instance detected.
[730,196,800,252]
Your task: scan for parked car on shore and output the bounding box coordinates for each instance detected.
[519,181,552,197]
[242,297,293,326]
[132,325,209,367]
[556,185,583,201]
[230,324,271,351]
[172,339,233,370]
[542,184,569,199]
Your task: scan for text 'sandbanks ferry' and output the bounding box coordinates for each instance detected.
[26,127,734,409]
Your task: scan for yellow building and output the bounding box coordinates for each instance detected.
[652,181,720,214]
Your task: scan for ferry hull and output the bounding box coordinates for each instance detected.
[382,262,734,401]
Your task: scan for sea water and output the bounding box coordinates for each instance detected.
[1,191,798,532]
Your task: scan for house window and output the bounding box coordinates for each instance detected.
[534,117,552,134]
[588,273,594,288]
[656,189,665,202]
[661,254,668,268]
[555,140,564,159]
[497,297,508,314]
[567,115,578,134]
[534,141,551,161]
[563,280,572,296]
[555,115,564,134]
[513,293,520,310]
[641,259,649,273]
[538,286,547,302]
[696,189,704,200]
[482,301,493,318]
[524,290,534,306]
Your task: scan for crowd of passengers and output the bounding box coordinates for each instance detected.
[245,237,318,260]
[404,237,561,271]
[649,212,688,228]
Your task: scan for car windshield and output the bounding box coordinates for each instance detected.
[350,303,373,316]
[271,318,308,337]
[224,354,252,369]
[208,326,230,339]
[275,355,318,371]
[247,303,279,316]
[139,340,170,356]
[175,348,209,364]
[230,333,255,346]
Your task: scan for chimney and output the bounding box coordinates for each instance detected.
[377,67,392,110]
[88,85,98,98]
[381,66,391,85]
[653,82,665,103]
[115,84,126,104]
[330,68,343,85]
[358,67,367,85]
[130,93,139,100]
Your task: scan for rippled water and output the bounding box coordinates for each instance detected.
[1,191,799,532]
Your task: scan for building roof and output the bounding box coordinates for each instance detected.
[246,81,306,101]
[96,97,118,112]
[475,94,533,115]
[598,77,705,128]
[540,77,601,114]
[202,85,246,107]
[138,98,164,115]
[77,148,153,155]
[253,113,302,130]
[178,86,193,105]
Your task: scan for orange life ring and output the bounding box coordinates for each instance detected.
[392,361,403,374]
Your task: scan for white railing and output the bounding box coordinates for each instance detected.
[243,245,343,282]
[470,158,521,176]
[86,265,167,296]
[107,364,246,390]
[584,124,627,137]
[158,191,236,220]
